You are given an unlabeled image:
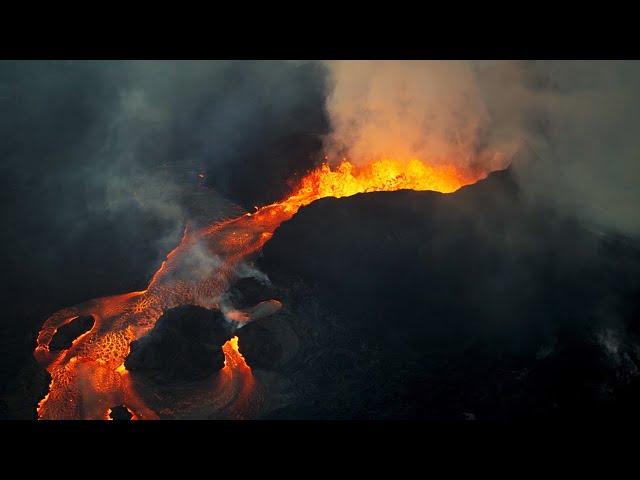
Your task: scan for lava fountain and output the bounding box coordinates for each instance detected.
[34,158,483,420]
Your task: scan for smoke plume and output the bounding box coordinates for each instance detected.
[323,60,640,237]
[0,60,328,301]
[323,60,519,175]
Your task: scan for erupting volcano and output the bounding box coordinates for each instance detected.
[2,59,638,427]
[34,158,483,420]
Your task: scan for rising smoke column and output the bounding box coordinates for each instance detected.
[499,61,640,237]
[323,60,518,176]
[323,60,640,237]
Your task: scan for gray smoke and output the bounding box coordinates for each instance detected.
[0,60,328,297]
[323,60,640,237]
[92,60,328,229]
[504,61,640,238]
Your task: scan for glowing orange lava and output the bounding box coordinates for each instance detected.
[222,336,251,373]
[294,159,474,201]
[34,158,482,420]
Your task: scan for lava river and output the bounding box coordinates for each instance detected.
[34,158,482,420]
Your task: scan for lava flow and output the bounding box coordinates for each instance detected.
[34,158,482,420]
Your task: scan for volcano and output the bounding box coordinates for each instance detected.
[31,159,483,420]
[3,60,640,430]
[257,169,640,421]
[28,164,640,421]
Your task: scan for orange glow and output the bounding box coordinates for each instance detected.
[294,158,475,201]
[36,381,52,418]
[34,157,486,420]
[256,158,480,219]
[222,336,251,373]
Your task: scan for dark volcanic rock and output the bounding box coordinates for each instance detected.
[226,277,279,309]
[237,313,300,370]
[109,405,133,420]
[258,168,640,421]
[125,305,232,384]
[0,354,50,420]
[49,315,95,351]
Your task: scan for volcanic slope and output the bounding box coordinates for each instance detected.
[255,169,640,421]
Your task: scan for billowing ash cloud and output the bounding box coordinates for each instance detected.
[323,60,519,174]
[323,60,640,237]
[501,61,640,238]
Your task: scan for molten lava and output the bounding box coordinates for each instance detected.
[294,159,473,201]
[222,336,251,372]
[34,158,482,420]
